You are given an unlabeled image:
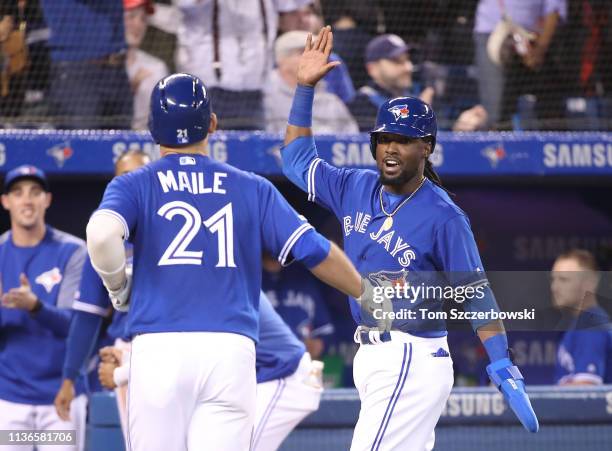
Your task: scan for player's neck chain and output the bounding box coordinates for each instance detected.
[379,176,427,231]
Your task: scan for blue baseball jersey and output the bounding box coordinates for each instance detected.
[283,137,489,335]
[95,153,313,340]
[554,306,612,384]
[0,227,86,404]
[263,265,334,342]
[256,292,306,383]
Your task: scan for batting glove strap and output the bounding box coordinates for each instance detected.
[107,275,132,313]
[486,358,539,433]
[487,358,524,386]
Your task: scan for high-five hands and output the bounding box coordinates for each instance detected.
[296,26,341,88]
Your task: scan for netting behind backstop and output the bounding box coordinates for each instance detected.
[1,1,610,131]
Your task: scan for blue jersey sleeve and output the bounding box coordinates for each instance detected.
[434,214,488,286]
[96,173,139,239]
[323,53,356,103]
[62,311,103,381]
[31,244,86,337]
[72,256,111,317]
[434,214,501,331]
[257,176,315,266]
[282,136,360,218]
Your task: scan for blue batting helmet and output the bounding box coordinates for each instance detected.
[370,96,437,158]
[148,73,212,147]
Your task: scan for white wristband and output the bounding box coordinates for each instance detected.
[113,364,129,387]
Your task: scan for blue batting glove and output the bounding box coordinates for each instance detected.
[486,357,539,433]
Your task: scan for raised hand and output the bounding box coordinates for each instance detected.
[297,25,341,88]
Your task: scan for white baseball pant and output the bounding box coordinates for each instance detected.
[350,331,454,451]
[126,331,256,451]
[0,395,87,451]
[112,338,131,446]
[251,352,323,451]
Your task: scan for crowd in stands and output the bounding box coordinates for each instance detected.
[0,0,610,131]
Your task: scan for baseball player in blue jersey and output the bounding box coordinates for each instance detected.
[85,73,377,451]
[263,253,335,359]
[551,249,612,385]
[54,150,151,437]
[253,291,323,451]
[281,27,539,450]
[96,291,322,451]
[0,165,87,451]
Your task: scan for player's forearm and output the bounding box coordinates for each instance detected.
[63,311,103,381]
[86,212,127,291]
[284,85,314,147]
[310,242,362,299]
[31,303,73,337]
[478,320,509,362]
[282,84,318,192]
[477,320,506,344]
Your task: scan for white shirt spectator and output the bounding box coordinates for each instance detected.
[126,49,168,130]
[151,0,311,91]
[264,70,359,134]
[475,0,567,33]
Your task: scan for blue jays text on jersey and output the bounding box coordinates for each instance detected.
[0,227,86,404]
[283,136,498,335]
[94,153,318,341]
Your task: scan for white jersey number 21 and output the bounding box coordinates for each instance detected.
[157,201,236,267]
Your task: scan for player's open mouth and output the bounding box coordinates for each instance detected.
[383,158,400,167]
[383,158,401,174]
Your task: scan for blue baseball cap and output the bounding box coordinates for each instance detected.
[3,165,50,193]
[365,34,410,63]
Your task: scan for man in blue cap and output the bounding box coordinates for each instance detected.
[0,165,87,450]
[349,34,434,131]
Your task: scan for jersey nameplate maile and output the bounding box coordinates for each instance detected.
[157,170,227,194]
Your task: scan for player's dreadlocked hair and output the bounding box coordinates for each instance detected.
[423,137,454,196]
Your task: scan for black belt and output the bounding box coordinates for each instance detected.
[359,330,392,345]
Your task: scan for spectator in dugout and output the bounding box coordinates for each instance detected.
[0,165,87,450]
[123,0,168,130]
[264,30,358,134]
[39,0,132,129]
[262,253,335,360]
[348,34,435,132]
[148,0,315,130]
[551,249,612,385]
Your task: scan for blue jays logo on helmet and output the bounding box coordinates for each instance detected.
[148,73,212,147]
[369,96,437,158]
[388,104,410,121]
